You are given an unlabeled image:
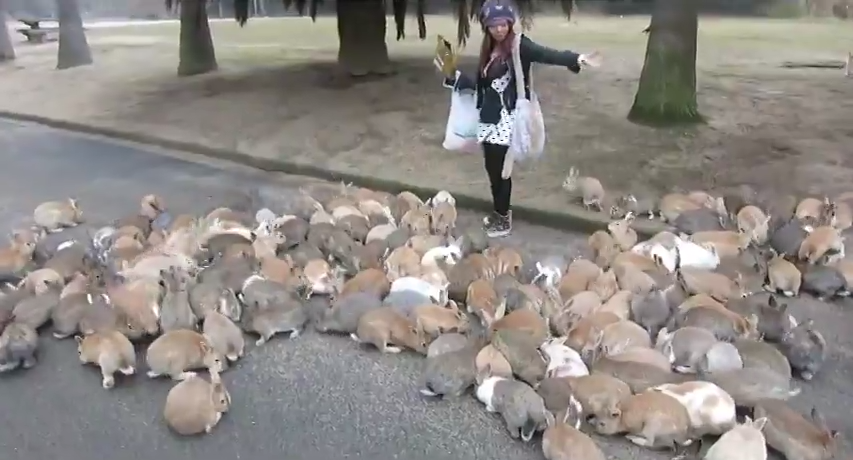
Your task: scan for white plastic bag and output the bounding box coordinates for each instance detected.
[442,72,479,153]
[502,34,546,178]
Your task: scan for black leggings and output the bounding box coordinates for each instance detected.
[483,142,512,217]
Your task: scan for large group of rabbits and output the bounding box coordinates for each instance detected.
[0,177,845,460]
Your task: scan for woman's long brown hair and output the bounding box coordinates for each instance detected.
[478,26,516,77]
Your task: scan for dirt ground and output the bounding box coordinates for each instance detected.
[0,15,851,216]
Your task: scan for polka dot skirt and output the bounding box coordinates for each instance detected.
[477,71,515,147]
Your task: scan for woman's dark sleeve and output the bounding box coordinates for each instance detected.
[519,35,581,73]
[442,70,477,91]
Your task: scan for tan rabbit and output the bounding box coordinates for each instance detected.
[562,290,603,322]
[677,268,744,302]
[542,403,606,460]
[466,279,505,325]
[608,347,671,372]
[406,234,445,256]
[341,268,391,297]
[33,198,84,232]
[303,258,339,296]
[608,213,638,251]
[401,206,432,236]
[60,272,90,298]
[704,416,769,460]
[763,252,802,297]
[562,167,605,210]
[202,310,245,362]
[106,277,162,336]
[475,344,513,383]
[737,205,771,245]
[690,230,751,258]
[19,268,64,295]
[798,226,844,264]
[795,197,826,223]
[413,301,469,337]
[659,193,702,223]
[566,311,620,351]
[827,199,853,230]
[652,381,737,437]
[76,330,137,389]
[566,373,631,419]
[592,390,692,448]
[589,269,619,302]
[558,259,601,299]
[163,371,230,436]
[146,330,223,380]
[384,246,422,281]
[596,290,633,320]
[483,245,524,277]
[612,251,660,275]
[612,263,656,296]
[830,258,853,288]
[352,306,428,354]
[584,320,652,359]
[588,231,620,268]
[429,202,457,236]
[491,309,549,344]
[678,293,726,312]
[396,191,424,216]
[754,400,839,460]
[365,223,397,243]
[0,230,38,273]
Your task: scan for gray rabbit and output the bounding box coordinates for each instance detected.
[316,291,382,334]
[420,338,483,399]
[476,374,555,442]
[778,319,827,381]
[0,320,39,372]
[160,269,198,332]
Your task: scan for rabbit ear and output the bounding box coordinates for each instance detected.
[74,335,84,345]
[751,417,768,431]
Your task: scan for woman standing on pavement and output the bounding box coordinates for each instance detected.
[442,0,600,238]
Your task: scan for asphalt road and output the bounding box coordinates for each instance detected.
[0,119,850,460]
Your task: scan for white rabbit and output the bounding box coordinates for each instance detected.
[674,235,720,270]
[540,336,589,378]
[390,276,447,306]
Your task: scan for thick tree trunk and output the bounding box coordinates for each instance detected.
[627,0,701,125]
[0,0,15,62]
[177,0,217,76]
[336,0,391,77]
[56,0,92,70]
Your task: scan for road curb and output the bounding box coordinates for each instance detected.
[0,111,668,238]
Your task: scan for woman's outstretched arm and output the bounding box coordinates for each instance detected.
[443,70,477,91]
[519,35,582,73]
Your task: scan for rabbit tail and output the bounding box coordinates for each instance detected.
[520,418,537,442]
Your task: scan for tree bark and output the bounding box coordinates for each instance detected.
[627,0,702,126]
[336,0,392,77]
[56,0,92,70]
[177,0,217,76]
[0,0,15,62]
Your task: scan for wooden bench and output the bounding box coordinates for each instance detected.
[15,19,58,44]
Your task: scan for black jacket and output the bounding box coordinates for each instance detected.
[448,35,581,124]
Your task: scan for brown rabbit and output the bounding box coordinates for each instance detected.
[401,206,432,236]
[592,391,692,449]
[762,251,802,297]
[755,400,839,460]
[0,231,38,274]
[475,344,513,383]
[33,198,84,232]
[566,311,620,351]
[202,310,245,362]
[384,246,422,281]
[691,230,751,258]
[612,251,660,275]
[677,268,744,302]
[597,290,633,320]
[406,234,445,256]
[608,213,638,251]
[612,263,656,297]
[737,205,771,245]
[659,193,702,223]
[430,202,457,237]
[19,268,64,295]
[106,276,162,337]
[413,301,469,337]
[76,330,136,389]
[542,401,606,460]
[588,231,620,268]
[466,279,505,326]
[146,330,223,380]
[589,269,619,302]
[352,306,428,354]
[559,259,602,299]
[491,308,549,344]
[483,245,524,277]
[795,197,826,223]
[563,167,605,210]
[566,373,631,420]
[341,268,391,297]
[561,291,604,323]
[583,320,652,361]
[163,371,230,436]
[798,226,844,264]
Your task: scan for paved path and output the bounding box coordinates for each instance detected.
[0,119,588,460]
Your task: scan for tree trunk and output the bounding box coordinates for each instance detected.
[177,0,217,76]
[56,0,92,70]
[336,0,391,77]
[0,0,15,62]
[627,0,702,125]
